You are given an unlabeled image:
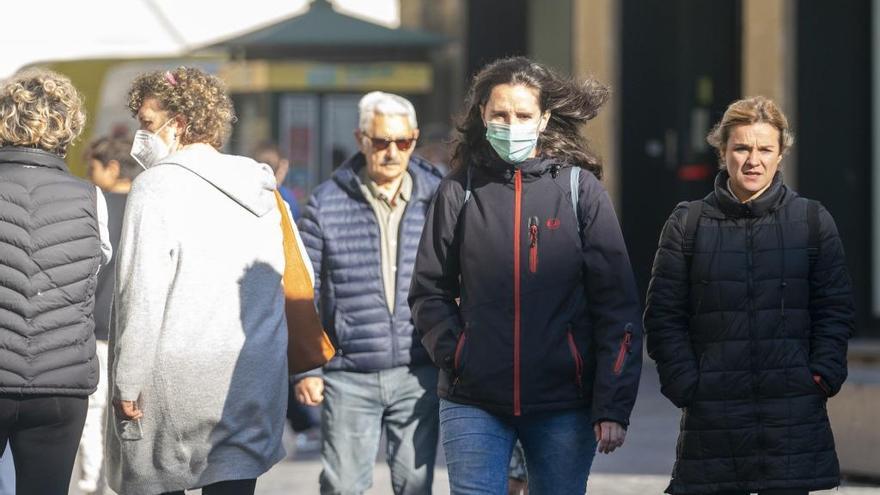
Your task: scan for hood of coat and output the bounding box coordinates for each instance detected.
[483,155,571,183]
[707,169,792,219]
[160,144,277,217]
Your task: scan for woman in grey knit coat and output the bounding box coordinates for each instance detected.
[106,67,312,495]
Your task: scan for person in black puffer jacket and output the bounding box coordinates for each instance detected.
[0,69,111,494]
[645,96,854,495]
[410,57,642,495]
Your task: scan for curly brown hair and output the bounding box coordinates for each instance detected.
[0,68,86,156]
[127,67,236,149]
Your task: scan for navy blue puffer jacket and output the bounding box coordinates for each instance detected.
[298,153,442,372]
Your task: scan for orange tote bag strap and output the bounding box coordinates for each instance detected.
[274,191,335,374]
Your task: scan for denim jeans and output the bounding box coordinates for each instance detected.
[440,399,597,495]
[320,365,439,495]
[0,445,13,495]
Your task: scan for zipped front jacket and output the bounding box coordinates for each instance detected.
[298,153,442,372]
[645,171,854,494]
[409,156,642,423]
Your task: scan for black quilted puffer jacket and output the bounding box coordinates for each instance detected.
[645,171,854,494]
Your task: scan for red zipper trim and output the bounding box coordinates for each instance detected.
[454,332,467,370]
[613,329,633,375]
[566,330,583,388]
[528,217,538,273]
[513,169,522,416]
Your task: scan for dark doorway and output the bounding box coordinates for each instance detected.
[796,0,873,336]
[620,0,742,297]
[466,0,529,81]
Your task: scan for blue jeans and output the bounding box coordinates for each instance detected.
[0,445,13,495]
[440,399,597,495]
[320,365,439,495]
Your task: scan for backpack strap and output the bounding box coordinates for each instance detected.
[807,199,820,270]
[682,200,703,263]
[464,165,472,204]
[569,166,581,227]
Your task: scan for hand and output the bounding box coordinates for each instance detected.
[507,478,528,495]
[295,377,325,406]
[594,420,626,454]
[115,400,143,420]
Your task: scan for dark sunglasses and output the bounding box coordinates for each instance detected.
[364,134,416,151]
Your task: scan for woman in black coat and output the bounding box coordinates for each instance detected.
[644,96,854,495]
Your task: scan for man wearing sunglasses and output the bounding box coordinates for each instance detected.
[295,91,443,494]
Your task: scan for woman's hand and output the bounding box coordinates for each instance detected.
[115,400,144,420]
[594,420,626,454]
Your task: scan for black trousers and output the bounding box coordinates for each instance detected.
[0,394,88,495]
[161,478,258,495]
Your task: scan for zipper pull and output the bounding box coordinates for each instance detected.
[529,216,538,247]
[623,323,633,350]
[613,323,635,375]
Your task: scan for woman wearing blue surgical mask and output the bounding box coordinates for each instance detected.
[106,67,311,495]
[409,57,643,494]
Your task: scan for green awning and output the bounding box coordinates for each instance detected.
[212,0,446,50]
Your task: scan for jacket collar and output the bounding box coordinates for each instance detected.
[712,169,787,218]
[0,147,70,173]
[483,155,565,183]
[333,152,441,203]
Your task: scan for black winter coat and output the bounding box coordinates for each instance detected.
[645,171,854,494]
[409,157,642,422]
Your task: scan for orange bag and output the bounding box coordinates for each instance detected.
[275,191,336,374]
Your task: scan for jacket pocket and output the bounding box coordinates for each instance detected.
[693,280,709,314]
[454,331,467,372]
[612,324,634,375]
[812,374,831,397]
[566,328,584,392]
[528,216,539,273]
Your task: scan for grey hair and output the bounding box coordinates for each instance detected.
[358,91,418,132]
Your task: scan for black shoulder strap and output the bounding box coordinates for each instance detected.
[682,200,703,261]
[807,199,820,269]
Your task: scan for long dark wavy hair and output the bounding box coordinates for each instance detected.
[451,57,610,178]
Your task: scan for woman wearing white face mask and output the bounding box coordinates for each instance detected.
[409,57,643,494]
[106,67,314,495]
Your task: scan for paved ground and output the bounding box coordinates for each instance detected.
[68,364,880,494]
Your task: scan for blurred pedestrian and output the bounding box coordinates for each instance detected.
[644,96,854,495]
[253,140,301,219]
[107,67,311,495]
[0,68,112,494]
[295,91,443,494]
[409,56,643,495]
[73,135,141,494]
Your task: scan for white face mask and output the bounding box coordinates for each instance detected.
[130,117,176,169]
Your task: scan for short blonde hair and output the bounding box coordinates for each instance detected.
[0,68,86,157]
[128,67,236,149]
[707,96,795,166]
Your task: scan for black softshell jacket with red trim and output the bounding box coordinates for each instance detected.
[408,157,642,424]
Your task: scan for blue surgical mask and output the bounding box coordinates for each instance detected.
[485,122,540,164]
